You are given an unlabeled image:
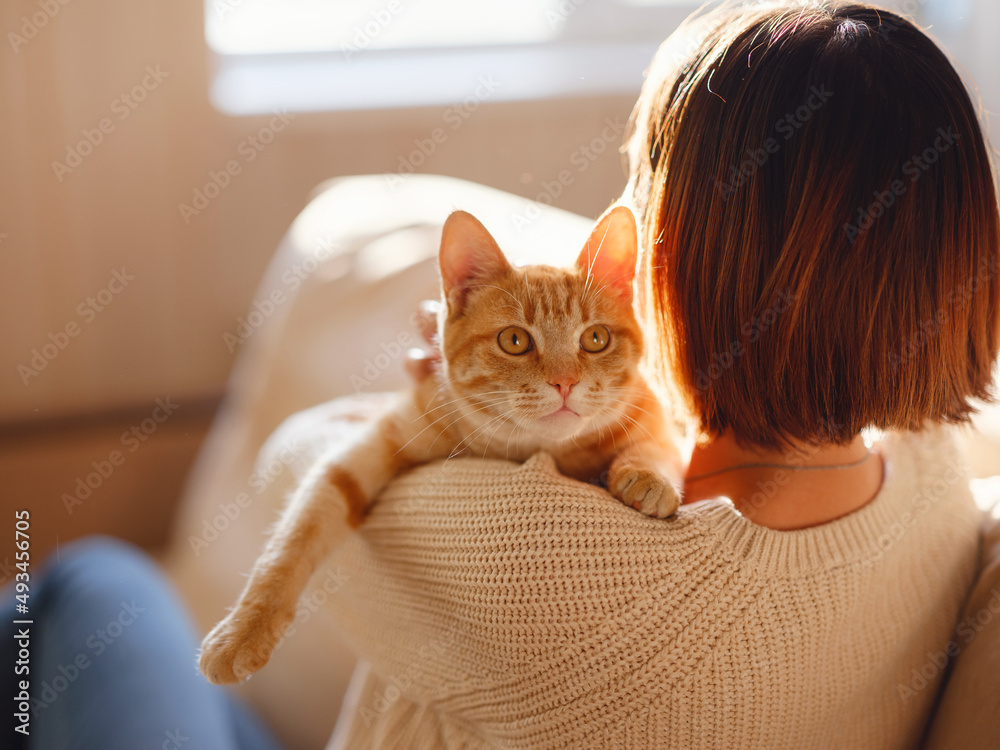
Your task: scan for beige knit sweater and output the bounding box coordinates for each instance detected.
[318,426,980,750]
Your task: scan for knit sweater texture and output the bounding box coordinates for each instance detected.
[319,426,980,749]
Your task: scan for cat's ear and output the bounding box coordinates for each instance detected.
[439,210,511,311]
[575,205,638,302]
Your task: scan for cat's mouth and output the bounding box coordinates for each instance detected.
[542,405,580,419]
[531,403,587,441]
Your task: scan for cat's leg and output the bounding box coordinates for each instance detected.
[199,412,416,685]
[607,440,682,519]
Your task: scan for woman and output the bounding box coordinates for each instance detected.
[317,2,998,747]
[8,2,998,748]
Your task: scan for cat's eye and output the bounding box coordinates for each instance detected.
[498,326,533,355]
[580,324,611,353]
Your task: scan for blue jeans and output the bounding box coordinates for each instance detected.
[3,536,284,750]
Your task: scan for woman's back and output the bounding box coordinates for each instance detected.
[324,426,979,749]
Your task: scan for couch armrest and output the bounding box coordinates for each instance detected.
[923,478,1000,749]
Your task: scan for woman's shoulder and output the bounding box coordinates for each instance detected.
[379,450,737,548]
[370,425,980,580]
[365,452,739,606]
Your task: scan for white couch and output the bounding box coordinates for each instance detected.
[162,174,1000,750]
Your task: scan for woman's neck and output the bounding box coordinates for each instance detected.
[682,431,885,530]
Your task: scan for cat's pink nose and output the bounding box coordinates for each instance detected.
[549,376,579,400]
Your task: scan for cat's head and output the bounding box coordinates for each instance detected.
[437,205,644,443]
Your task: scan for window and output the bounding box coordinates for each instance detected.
[205,0,709,114]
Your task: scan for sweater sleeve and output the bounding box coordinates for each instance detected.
[321,452,759,746]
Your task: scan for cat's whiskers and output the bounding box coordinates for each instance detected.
[604,381,646,395]
[603,407,657,449]
[422,395,510,430]
[503,422,517,461]
[596,399,656,442]
[468,284,525,317]
[504,413,530,460]
[580,220,612,297]
[395,404,466,455]
[411,379,452,422]
[594,405,636,450]
[472,401,519,449]
[396,395,511,456]
[591,417,609,447]
[619,412,657,443]
[606,384,662,406]
[589,268,639,304]
[450,410,512,458]
[491,303,524,315]
[420,390,519,418]
[565,431,585,451]
[412,391,517,422]
[612,415,640,451]
[513,413,541,460]
[480,410,521,459]
[467,394,521,411]
[603,395,659,422]
[431,396,516,454]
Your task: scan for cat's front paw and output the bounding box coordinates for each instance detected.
[610,467,680,518]
[199,604,290,685]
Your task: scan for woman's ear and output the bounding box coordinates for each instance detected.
[575,204,638,303]
[439,211,511,312]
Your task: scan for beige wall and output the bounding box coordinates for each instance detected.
[0,0,637,424]
[3,1,998,427]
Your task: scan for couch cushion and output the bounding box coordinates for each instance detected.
[162,174,593,750]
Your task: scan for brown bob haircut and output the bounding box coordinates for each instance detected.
[626,0,1000,449]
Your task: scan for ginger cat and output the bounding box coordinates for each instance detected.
[200,204,682,685]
